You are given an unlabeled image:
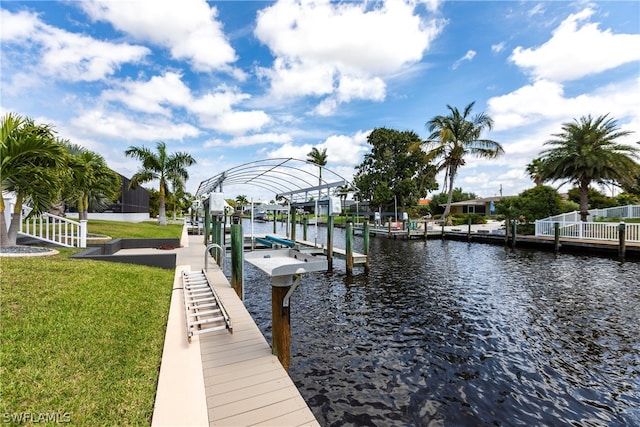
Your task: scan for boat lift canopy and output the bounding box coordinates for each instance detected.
[195,157,355,204]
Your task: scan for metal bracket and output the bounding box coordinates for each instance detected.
[282,274,301,308]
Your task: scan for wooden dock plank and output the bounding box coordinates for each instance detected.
[200,268,319,427]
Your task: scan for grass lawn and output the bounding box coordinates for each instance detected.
[1,221,181,425]
[87,219,184,239]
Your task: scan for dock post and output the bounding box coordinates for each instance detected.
[303,215,308,241]
[271,277,292,372]
[467,216,472,242]
[204,207,211,244]
[346,220,353,275]
[388,220,392,238]
[618,222,626,260]
[554,222,560,252]
[363,220,370,273]
[290,205,296,242]
[511,220,517,248]
[327,215,334,271]
[231,214,243,300]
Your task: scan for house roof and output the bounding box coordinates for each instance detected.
[446,196,502,207]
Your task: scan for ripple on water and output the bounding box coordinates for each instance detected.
[236,224,640,426]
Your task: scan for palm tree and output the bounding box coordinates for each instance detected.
[125,141,196,226]
[61,141,121,221]
[1,113,67,247]
[307,147,328,185]
[540,114,639,221]
[424,102,504,219]
[235,195,249,213]
[526,157,545,186]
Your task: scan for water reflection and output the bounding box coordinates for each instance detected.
[236,222,640,426]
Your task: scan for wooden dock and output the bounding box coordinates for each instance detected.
[201,268,319,426]
[152,230,319,427]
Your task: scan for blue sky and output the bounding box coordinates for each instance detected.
[2,0,639,201]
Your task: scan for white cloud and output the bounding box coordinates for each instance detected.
[203,110,271,136]
[254,0,444,109]
[1,8,149,82]
[491,42,505,53]
[70,110,200,141]
[101,72,192,115]
[79,0,240,74]
[452,49,476,69]
[487,77,640,131]
[510,7,640,82]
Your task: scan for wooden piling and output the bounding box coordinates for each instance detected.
[271,283,291,372]
[619,222,626,260]
[231,215,243,300]
[326,215,334,271]
[467,216,472,242]
[511,220,517,248]
[290,205,296,242]
[363,220,370,273]
[345,221,353,275]
[303,215,308,241]
[554,222,560,252]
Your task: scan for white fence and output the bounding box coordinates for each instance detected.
[543,205,640,223]
[535,220,640,243]
[20,213,87,248]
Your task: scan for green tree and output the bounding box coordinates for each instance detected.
[567,187,617,209]
[60,142,121,220]
[306,147,328,184]
[526,157,545,186]
[1,113,67,247]
[235,195,249,213]
[540,114,639,221]
[125,141,196,226]
[424,101,504,219]
[515,185,562,223]
[354,128,437,211]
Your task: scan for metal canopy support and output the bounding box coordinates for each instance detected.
[195,158,356,204]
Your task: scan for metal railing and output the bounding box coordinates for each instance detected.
[20,213,87,248]
[535,220,640,243]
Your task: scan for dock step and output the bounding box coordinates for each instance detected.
[182,270,232,342]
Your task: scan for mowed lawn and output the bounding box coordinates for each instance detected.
[1,221,181,425]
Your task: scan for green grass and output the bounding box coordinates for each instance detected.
[1,221,179,425]
[87,219,183,239]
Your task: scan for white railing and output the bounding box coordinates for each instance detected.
[535,220,640,243]
[590,205,640,220]
[541,205,640,223]
[20,213,87,248]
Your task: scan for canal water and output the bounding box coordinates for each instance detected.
[235,221,640,426]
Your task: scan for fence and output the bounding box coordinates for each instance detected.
[535,220,640,243]
[20,213,87,248]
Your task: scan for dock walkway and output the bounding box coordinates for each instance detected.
[152,228,319,427]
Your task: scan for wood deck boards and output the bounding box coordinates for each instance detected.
[200,268,319,427]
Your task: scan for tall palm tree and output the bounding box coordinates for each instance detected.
[540,114,639,221]
[526,157,545,186]
[1,113,67,247]
[307,147,328,185]
[424,102,504,219]
[125,141,196,226]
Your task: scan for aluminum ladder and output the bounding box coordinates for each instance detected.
[182,269,232,342]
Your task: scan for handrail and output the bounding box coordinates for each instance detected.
[535,220,640,243]
[205,243,225,271]
[19,213,87,248]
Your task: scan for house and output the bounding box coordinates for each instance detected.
[445,196,502,216]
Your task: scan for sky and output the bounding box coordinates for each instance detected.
[1,0,639,202]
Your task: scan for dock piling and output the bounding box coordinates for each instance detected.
[346,221,353,275]
[231,214,243,300]
[619,222,626,260]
